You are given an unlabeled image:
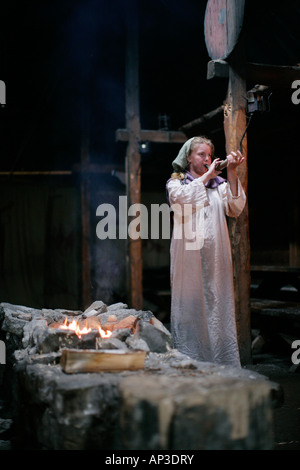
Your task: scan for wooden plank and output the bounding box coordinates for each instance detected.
[125,0,143,310]
[61,348,146,373]
[116,129,187,143]
[251,298,300,322]
[251,265,300,273]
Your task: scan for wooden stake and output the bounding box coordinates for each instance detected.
[125,0,143,310]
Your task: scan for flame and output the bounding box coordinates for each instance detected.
[98,325,112,338]
[58,317,112,339]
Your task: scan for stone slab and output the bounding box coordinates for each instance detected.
[11,350,276,450]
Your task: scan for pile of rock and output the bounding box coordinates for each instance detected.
[0,301,173,362]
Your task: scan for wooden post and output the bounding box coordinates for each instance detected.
[204,0,251,364]
[80,113,92,310]
[224,41,252,365]
[125,1,143,309]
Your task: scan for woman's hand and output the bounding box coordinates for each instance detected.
[226,150,244,196]
[206,158,222,179]
[226,150,245,172]
[199,158,222,186]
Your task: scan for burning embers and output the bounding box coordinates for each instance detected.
[57,317,112,339]
[31,301,173,356]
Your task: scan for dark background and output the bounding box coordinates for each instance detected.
[0,0,300,309]
[1,0,298,170]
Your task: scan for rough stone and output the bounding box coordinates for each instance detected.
[9,351,276,450]
[22,318,48,350]
[111,315,137,331]
[117,369,274,450]
[13,361,121,450]
[0,302,172,358]
[36,328,81,354]
[0,303,41,338]
[83,300,107,317]
[111,327,131,342]
[135,319,172,353]
[0,302,280,450]
[125,336,150,352]
[95,337,129,351]
[107,302,128,311]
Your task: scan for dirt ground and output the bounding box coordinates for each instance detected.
[246,350,300,451]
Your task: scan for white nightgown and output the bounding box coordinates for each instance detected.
[167,173,246,367]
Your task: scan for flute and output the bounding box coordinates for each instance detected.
[205,158,228,171]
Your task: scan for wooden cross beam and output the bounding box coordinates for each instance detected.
[207,59,300,89]
[116,129,186,144]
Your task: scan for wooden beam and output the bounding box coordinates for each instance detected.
[208,59,300,88]
[73,163,124,174]
[0,165,126,176]
[0,171,72,175]
[116,129,187,144]
[246,62,300,88]
[223,40,252,365]
[125,0,143,310]
[80,125,92,310]
[179,106,224,132]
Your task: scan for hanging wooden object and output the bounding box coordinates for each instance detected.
[204,0,245,60]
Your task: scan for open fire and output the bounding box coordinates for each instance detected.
[26,302,173,357]
[58,317,112,339]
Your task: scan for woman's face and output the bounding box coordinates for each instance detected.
[188,143,212,176]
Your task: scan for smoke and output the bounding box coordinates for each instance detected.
[57,0,126,162]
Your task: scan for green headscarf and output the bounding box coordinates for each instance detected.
[171,137,195,172]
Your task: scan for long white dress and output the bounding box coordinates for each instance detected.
[167,173,246,367]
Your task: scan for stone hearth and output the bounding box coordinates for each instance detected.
[0,301,279,450]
